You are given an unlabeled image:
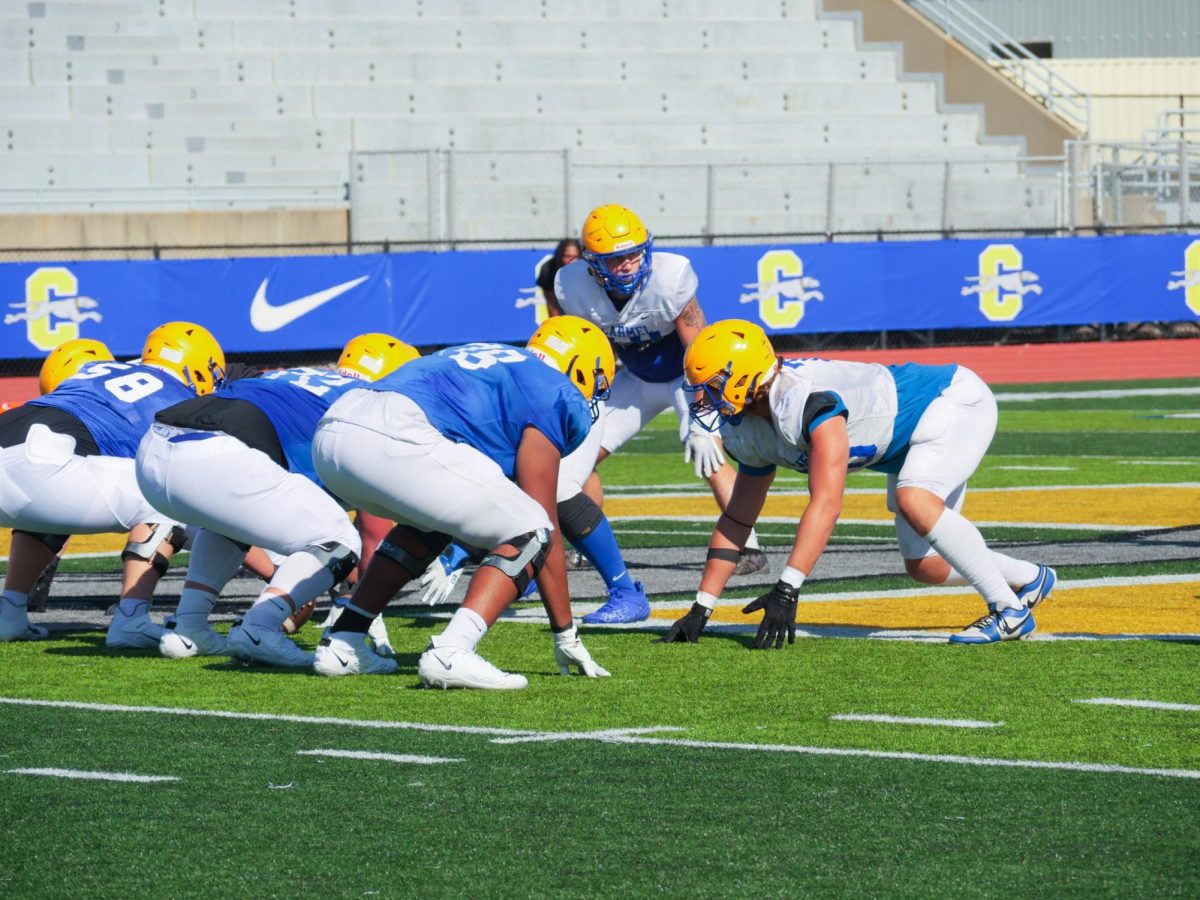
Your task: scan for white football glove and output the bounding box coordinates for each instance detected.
[367,613,393,657]
[553,625,611,677]
[418,555,463,606]
[683,429,726,479]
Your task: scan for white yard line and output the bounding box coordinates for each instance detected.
[611,514,1141,532]
[995,387,1200,401]
[4,767,178,783]
[1075,698,1200,713]
[3,697,1194,781]
[490,726,684,745]
[993,466,1074,471]
[1117,460,1197,466]
[831,713,1002,729]
[296,749,463,764]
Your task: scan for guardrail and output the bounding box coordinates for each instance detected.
[907,0,1091,135]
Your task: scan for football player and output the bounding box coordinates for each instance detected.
[0,324,225,645]
[662,320,1057,648]
[553,205,769,620]
[416,317,650,623]
[135,333,418,666]
[310,316,613,688]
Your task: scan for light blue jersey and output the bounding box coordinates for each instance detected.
[367,343,592,477]
[721,359,958,476]
[219,367,363,483]
[29,360,195,458]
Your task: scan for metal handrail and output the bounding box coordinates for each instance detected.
[907,0,1091,135]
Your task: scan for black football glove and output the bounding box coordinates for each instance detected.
[657,602,712,643]
[741,581,800,650]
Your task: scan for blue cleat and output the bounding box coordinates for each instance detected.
[949,605,1035,644]
[1015,564,1057,610]
[581,582,650,625]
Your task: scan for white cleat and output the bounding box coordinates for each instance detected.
[226,622,313,667]
[106,610,165,649]
[417,642,527,691]
[160,620,228,659]
[0,598,48,642]
[314,631,398,677]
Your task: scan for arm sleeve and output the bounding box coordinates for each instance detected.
[801,391,848,443]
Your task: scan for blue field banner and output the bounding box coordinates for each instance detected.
[2,234,1197,358]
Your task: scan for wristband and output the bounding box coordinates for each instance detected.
[779,566,806,590]
[695,590,718,611]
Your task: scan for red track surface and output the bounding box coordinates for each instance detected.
[1,339,1197,407]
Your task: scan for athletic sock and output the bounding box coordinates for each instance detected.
[573,517,636,592]
[330,603,373,635]
[175,586,218,620]
[243,592,296,631]
[2,590,29,609]
[745,529,761,551]
[925,508,1019,610]
[990,553,1040,591]
[436,607,488,652]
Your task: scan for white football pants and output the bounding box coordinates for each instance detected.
[312,389,552,550]
[599,368,692,454]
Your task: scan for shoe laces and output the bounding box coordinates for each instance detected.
[967,610,1001,630]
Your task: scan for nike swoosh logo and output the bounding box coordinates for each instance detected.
[246,632,261,646]
[999,613,1026,635]
[179,637,194,650]
[333,651,350,668]
[249,275,369,332]
[432,653,452,670]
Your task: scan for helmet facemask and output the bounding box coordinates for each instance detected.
[583,237,654,298]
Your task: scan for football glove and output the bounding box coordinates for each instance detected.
[553,625,610,677]
[367,613,394,657]
[418,554,463,606]
[683,429,725,479]
[657,601,712,643]
[741,581,800,650]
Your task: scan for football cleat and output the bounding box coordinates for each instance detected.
[105,609,165,649]
[732,547,769,577]
[949,606,1035,644]
[159,618,228,659]
[227,622,313,667]
[581,581,650,625]
[0,597,48,642]
[417,641,527,690]
[314,632,398,677]
[1015,565,1057,610]
[367,614,394,657]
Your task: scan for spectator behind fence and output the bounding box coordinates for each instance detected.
[537,238,582,318]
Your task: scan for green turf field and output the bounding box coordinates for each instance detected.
[1,377,1198,896]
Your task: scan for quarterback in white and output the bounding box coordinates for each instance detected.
[554,205,769,597]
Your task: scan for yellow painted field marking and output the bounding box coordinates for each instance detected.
[607,485,1200,528]
[648,580,1200,636]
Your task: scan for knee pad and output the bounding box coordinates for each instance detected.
[557,493,603,543]
[121,523,187,576]
[374,528,450,579]
[302,540,359,586]
[479,528,551,596]
[13,530,69,555]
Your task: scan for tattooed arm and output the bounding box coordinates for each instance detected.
[674,296,707,348]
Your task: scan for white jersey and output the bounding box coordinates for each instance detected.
[554,251,697,383]
[720,359,958,475]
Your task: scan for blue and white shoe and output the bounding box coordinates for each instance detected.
[950,605,1035,644]
[1015,565,1057,610]
[581,582,650,625]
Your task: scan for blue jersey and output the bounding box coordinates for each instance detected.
[219,367,363,483]
[29,360,195,458]
[368,343,591,478]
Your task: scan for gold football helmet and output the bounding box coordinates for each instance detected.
[337,332,419,381]
[38,337,115,395]
[141,321,225,395]
[580,204,653,296]
[527,315,615,422]
[683,319,778,431]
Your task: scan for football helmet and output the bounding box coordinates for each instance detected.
[141,321,225,395]
[38,337,114,395]
[683,319,778,431]
[336,332,419,381]
[580,204,653,297]
[527,315,615,422]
